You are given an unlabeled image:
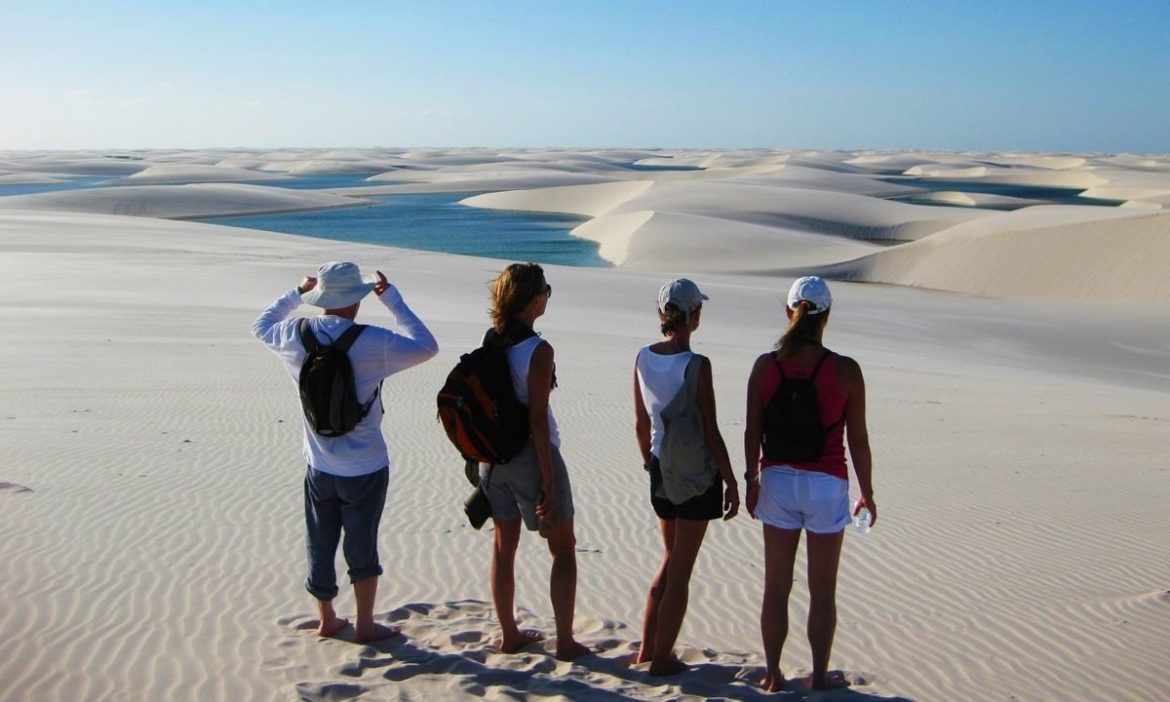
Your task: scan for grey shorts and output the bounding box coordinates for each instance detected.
[480,440,574,531]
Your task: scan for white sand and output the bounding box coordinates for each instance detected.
[1,149,1169,702]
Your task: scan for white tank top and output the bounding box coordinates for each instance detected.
[636,346,694,456]
[507,335,561,448]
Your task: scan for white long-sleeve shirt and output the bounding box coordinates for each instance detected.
[253,286,439,477]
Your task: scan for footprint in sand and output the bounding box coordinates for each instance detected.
[0,481,33,494]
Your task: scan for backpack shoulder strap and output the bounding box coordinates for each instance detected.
[771,352,786,382]
[684,353,703,401]
[808,350,832,381]
[332,324,366,352]
[298,318,319,353]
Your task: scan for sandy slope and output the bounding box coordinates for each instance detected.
[0,183,369,219]
[819,207,1170,300]
[1,148,1169,701]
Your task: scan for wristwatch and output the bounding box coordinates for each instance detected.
[743,471,760,484]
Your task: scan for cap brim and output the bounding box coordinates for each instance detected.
[301,282,376,309]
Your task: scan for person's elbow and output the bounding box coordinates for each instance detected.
[251,317,273,342]
[410,334,440,362]
[421,336,440,359]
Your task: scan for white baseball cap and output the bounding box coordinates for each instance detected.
[787,276,832,314]
[658,278,709,313]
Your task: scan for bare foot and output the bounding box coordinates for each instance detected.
[499,629,545,653]
[762,669,787,693]
[811,670,849,690]
[648,655,688,677]
[634,647,651,664]
[354,622,401,644]
[555,639,591,661]
[316,616,350,638]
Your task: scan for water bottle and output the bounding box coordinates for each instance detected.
[853,509,871,534]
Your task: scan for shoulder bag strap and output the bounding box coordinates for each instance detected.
[808,350,832,381]
[298,318,318,353]
[332,323,365,352]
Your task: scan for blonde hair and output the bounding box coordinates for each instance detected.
[490,262,546,332]
[775,301,828,359]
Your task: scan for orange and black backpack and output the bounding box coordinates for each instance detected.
[436,328,533,464]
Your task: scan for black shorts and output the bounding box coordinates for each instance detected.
[648,457,723,521]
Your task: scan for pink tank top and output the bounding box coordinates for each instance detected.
[758,352,848,480]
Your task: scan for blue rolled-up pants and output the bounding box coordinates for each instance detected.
[303,465,388,601]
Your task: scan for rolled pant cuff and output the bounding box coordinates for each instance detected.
[305,579,339,601]
[348,564,383,583]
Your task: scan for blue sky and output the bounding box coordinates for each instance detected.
[2,0,1167,152]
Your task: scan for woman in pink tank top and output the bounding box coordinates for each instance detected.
[743,276,876,692]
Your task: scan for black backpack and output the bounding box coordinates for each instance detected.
[761,351,842,463]
[436,329,533,464]
[297,319,380,437]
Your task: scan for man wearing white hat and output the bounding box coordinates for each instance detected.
[253,261,438,642]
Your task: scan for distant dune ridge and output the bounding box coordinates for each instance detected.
[1,148,1169,702]
[7,146,1162,298]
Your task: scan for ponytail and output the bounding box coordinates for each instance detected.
[775,301,827,359]
[658,303,690,336]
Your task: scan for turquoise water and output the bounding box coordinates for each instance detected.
[240,173,384,189]
[881,177,1123,208]
[201,192,606,267]
[0,176,110,196]
[0,171,605,267]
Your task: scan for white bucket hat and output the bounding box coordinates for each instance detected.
[301,261,376,309]
[787,276,832,314]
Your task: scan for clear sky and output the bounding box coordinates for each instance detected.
[2,0,1168,152]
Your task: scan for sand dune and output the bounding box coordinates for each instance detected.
[0,153,148,176]
[467,178,986,272]
[903,163,989,178]
[114,163,290,185]
[462,180,653,217]
[3,147,1169,299]
[820,208,1170,299]
[0,172,70,184]
[1,205,1168,702]
[1,146,1170,702]
[0,183,368,219]
[997,155,1088,170]
[360,168,620,193]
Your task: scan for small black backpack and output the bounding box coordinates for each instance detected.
[436,329,533,464]
[298,319,380,437]
[761,351,842,463]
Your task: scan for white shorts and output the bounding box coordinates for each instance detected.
[756,465,850,534]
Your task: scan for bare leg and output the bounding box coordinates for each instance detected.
[649,519,709,676]
[636,519,676,664]
[761,525,801,692]
[352,575,401,643]
[491,518,544,652]
[544,517,590,660]
[806,529,845,690]
[314,598,350,638]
